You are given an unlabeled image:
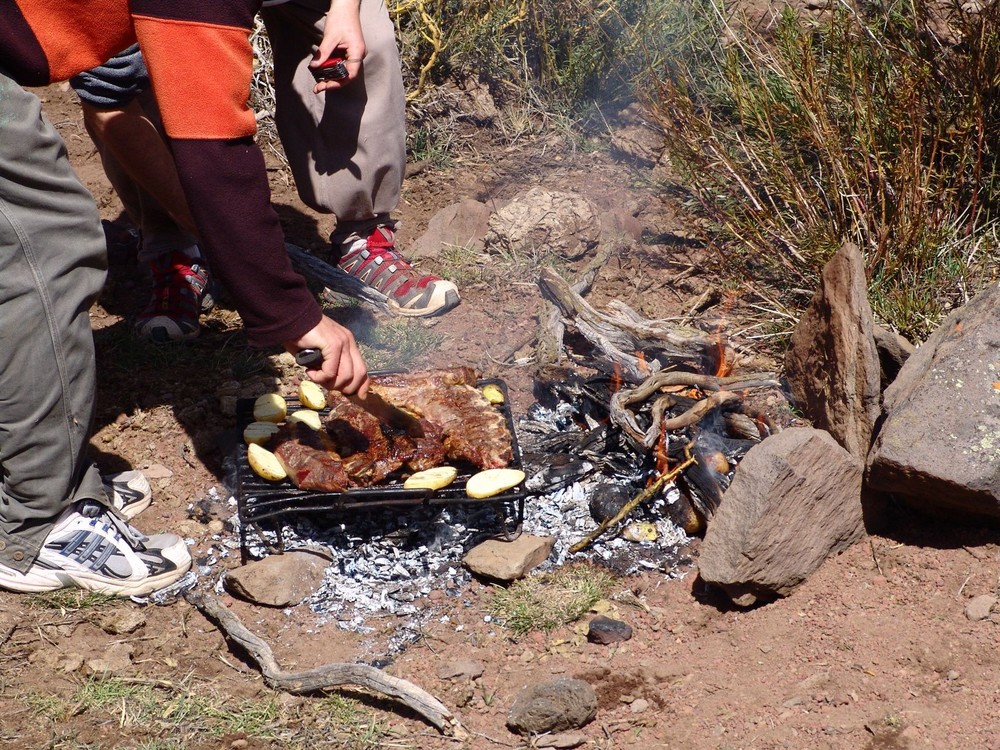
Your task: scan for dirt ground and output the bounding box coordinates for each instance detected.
[4,80,1000,750]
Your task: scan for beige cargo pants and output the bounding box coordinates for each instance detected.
[261,0,407,245]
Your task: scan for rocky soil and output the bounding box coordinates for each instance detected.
[2,79,1000,750]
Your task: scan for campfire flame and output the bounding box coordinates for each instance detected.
[611,363,623,395]
[636,350,650,377]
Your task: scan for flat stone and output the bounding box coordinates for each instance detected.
[223,548,332,607]
[535,730,589,748]
[98,608,146,635]
[966,594,997,621]
[437,659,485,681]
[463,534,554,582]
[586,615,633,645]
[408,199,491,261]
[86,643,134,675]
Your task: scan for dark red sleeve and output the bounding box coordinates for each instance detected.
[170,137,322,347]
[130,2,322,347]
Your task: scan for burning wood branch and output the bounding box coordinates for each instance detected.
[185,592,468,739]
[569,447,697,553]
[609,370,781,448]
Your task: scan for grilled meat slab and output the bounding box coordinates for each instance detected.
[369,368,514,469]
[272,422,351,491]
[261,368,513,492]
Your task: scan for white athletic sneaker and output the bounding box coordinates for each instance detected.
[102,470,152,520]
[0,500,191,596]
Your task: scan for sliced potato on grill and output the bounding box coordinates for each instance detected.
[298,380,327,411]
[287,408,322,430]
[481,384,505,405]
[404,466,458,490]
[247,443,287,482]
[465,468,525,498]
[243,420,281,446]
[253,393,287,423]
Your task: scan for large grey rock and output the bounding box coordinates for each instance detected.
[867,282,1000,519]
[485,188,602,260]
[506,677,598,735]
[699,427,865,606]
[463,534,554,582]
[784,242,881,459]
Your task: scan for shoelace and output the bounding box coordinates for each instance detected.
[78,499,148,551]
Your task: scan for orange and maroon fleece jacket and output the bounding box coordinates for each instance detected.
[0,0,321,348]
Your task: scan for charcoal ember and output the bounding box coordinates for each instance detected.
[525,452,592,492]
[588,483,634,523]
[586,615,633,644]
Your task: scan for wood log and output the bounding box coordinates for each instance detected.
[185,591,467,739]
[537,266,721,381]
[609,370,781,446]
[286,243,391,313]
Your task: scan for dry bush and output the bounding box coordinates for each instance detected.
[645,0,1000,340]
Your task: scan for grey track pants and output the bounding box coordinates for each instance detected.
[0,70,106,572]
[261,0,407,242]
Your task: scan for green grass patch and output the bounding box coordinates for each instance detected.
[28,588,117,613]
[19,677,393,749]
[489,563,617,637]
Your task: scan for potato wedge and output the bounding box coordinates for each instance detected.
[243,421,281,446]
[253,393,287,423]
[287,408,322,431]
[481,384,505,405]
[465,468,526,498]
[298,380,327,411]
[403,466,458,490]
[247,443,287,482]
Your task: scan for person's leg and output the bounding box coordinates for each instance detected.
[71,47,211,342]
[0,70,191,595]
[0,69,106,567]
[262,0,460,317]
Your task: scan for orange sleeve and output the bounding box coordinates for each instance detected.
[132,15,256,140]
[15,0,133,81]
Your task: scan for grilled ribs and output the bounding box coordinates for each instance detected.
[369,368,514,469]
[262,368,513,491]
[272,422,351,491]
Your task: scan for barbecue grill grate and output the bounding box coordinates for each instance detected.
[234,377,526,556]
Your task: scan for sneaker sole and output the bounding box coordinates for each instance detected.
[388,289,462,318]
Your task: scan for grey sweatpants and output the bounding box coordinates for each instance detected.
[0,70,106,572]
[261,0,407,243]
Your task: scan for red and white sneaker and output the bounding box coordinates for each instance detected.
[336,226,460,317]
[135,250,213,342]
